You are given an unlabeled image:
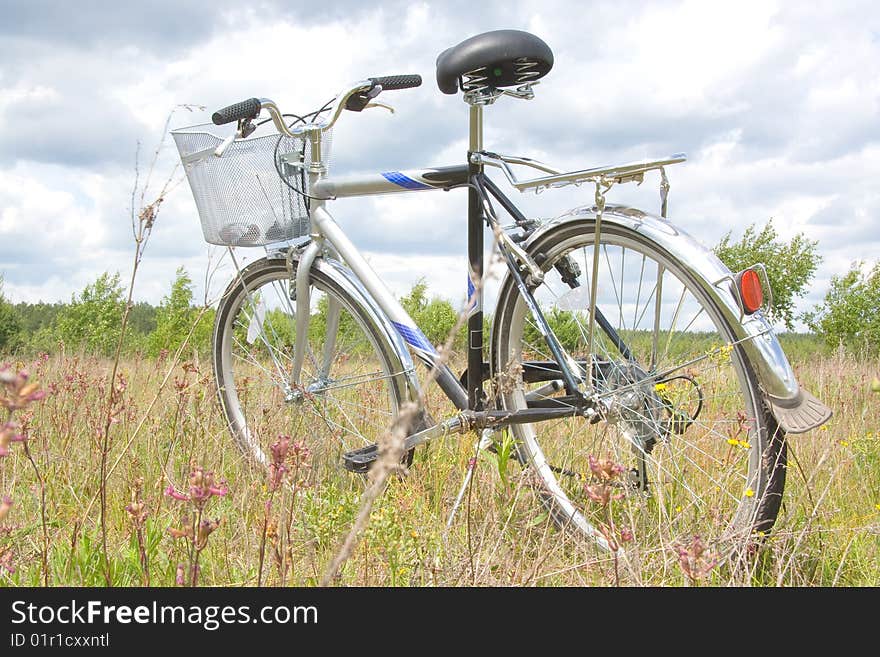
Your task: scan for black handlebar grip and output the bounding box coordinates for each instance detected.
[211,98,262,125]
[370,75,422,91]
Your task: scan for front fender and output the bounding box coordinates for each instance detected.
[266,249,422,407]
[496,204,830,433]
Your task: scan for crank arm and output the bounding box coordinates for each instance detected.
[342,414,467,473]
[342,405,594,473]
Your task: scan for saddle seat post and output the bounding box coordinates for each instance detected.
[466,102,484,410]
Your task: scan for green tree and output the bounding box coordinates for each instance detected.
[713,220,820,330]
[6,300,65,354]
[56,272,125,355]
[522,307,593,355]
[128,301,157,336]
[804,261,880,356]
[148,267,212,356]
[399,279,430,319]
[12,301,62,335]
[0,276,22,353]
[421,297,461,348]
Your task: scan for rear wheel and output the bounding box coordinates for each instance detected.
[492,221,786,577]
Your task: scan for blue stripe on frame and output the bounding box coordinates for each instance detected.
[381,171,432,190]
[467,275,476,310]
[391,321,436,353]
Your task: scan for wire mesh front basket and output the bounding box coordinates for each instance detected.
[172,123,318,247]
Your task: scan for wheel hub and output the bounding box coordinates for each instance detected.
[283,375,334,404]
[598,362,666,452]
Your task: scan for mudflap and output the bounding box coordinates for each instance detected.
[767,387,832,434]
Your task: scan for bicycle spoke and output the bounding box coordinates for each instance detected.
[497,225,779,567]
[602,243,627,334]
[633,252,646,330]
[216,261,403,472]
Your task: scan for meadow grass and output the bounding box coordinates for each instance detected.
[0,346,877,587]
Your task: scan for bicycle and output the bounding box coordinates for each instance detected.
[172,29,831,569]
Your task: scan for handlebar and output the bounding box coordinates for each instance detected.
[345,75,422,111]
[211,97,262,125]
[210,74,422,135]
[370,75,422,91]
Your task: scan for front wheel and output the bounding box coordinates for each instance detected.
[492,220,786,580]
[212,255,407,476]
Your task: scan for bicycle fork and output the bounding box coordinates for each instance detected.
[287,240,322,398]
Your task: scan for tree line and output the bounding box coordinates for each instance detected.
[1,220,878,357]
[0,268,213,357]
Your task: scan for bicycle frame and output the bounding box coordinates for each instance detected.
[291,151,492,412]
[293,186,472,412]
[288,101,623,418]
[275,98,823,435]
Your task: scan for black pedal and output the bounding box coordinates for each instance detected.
[342,443,379,473]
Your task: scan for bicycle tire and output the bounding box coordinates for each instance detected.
[492,220,786,577]
[213,256,408,473]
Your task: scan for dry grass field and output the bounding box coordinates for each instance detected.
[0,343,877,587]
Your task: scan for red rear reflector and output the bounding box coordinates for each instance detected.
[738,268,763,314]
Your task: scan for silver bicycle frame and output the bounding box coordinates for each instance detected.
[259,84,681,410]
[260,84,824,432]
[293,155,693,402]
[256,83,475,408]
[292,168,471,410]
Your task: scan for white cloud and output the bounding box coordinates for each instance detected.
[0,83,59,114]
[0,0,877,337]
[0,163,105,258]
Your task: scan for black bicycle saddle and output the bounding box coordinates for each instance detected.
[435,29,554,95]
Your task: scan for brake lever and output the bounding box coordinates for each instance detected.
[213,118,256,158]
[214,130,240,157]
[344,85,382,112]
[364,101,395,114]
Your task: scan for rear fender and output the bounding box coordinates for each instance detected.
[492,205,831,433]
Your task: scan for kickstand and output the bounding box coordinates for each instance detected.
[446,429,495,531]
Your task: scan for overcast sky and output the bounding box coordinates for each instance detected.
[1,0,878,330]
